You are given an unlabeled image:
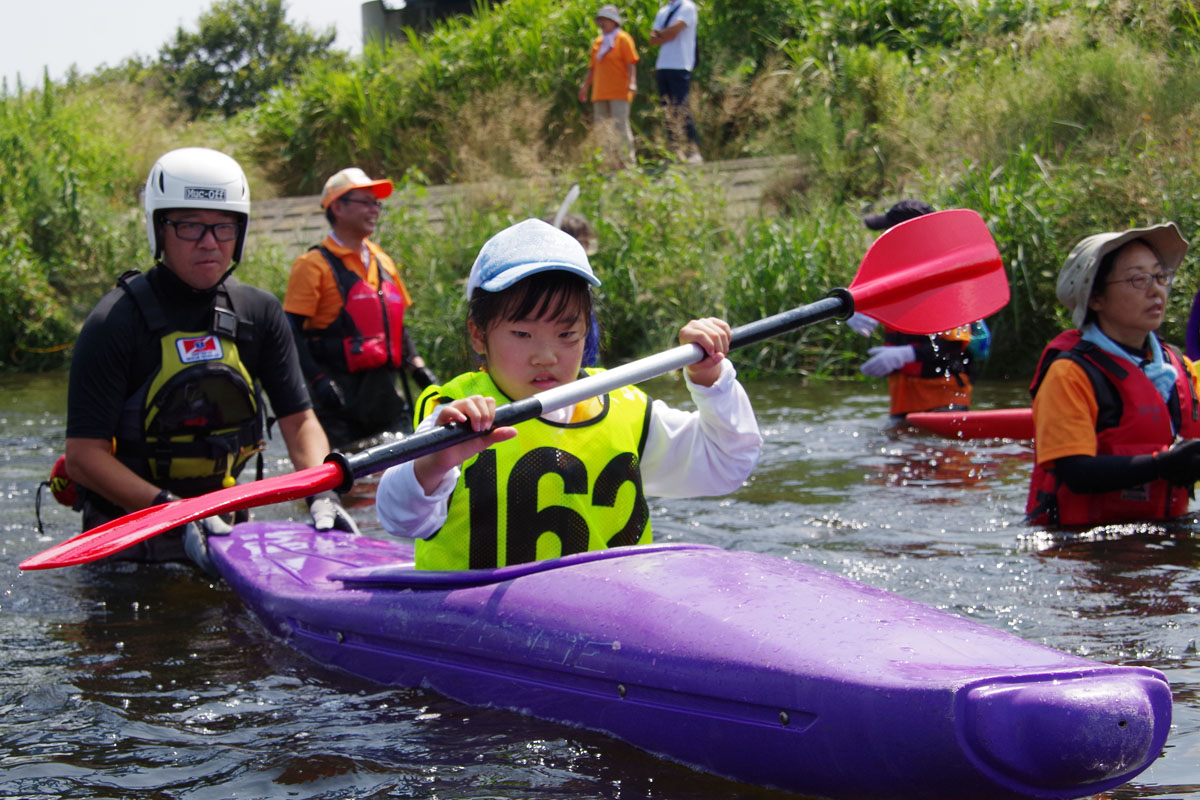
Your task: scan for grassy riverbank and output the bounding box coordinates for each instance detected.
[4,0,1200,379]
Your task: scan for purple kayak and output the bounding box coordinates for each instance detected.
[209,522,1170,799]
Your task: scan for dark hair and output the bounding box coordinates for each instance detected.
[324,206,337,226]
[468,271,594,356]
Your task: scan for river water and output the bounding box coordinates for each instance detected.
[1,371,1197,799]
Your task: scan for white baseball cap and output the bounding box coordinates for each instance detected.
[467,218,601,299]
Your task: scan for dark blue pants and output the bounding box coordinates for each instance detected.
[655,69,698,146]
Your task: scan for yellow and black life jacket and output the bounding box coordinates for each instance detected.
[112,271,265,497]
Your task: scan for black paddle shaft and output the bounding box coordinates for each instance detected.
[729,290,851,350]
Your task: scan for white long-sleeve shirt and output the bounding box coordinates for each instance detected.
[376,359,762,540]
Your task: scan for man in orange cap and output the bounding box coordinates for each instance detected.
[283,168,437,448]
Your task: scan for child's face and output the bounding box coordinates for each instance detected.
[596,17,618,33]
[469,309,588,401]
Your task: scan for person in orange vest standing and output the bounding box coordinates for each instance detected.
[283,168,437,448]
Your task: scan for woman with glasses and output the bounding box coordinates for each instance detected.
[1027,222,1200,526]
[283,167,437,449]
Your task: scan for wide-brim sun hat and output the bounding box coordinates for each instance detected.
[1057,222,1189,328]
[595,4,622,24]
[467,218,601,299]
[321,167,394,208]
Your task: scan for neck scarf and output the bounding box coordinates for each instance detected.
[1080,323,1177,404]
[597,29,617,61]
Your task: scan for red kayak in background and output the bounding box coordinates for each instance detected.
[906,408,1034,440]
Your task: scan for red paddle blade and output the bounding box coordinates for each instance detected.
[19,462,344,570]
[850,209,1007,334]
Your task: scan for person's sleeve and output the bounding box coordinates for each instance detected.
[1185,354,1200,399]
[65,297,136,440]
[622,32,639,62]
[640,359,763,498]
[282,252,323,318]
[1032,359,1099,467]
[376,410,456,539]
[257,296,313,418]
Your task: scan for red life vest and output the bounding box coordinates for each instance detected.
[310,246,407,373]
[1026,329,1200,526]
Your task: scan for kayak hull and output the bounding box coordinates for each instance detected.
[209,522,1169,799]
[906,408,1034,440]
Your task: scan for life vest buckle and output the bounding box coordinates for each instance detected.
[212,306,238,339]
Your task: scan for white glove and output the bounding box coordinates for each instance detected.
[846,313,879,337]
[306,491,361,534]
[860,345,917,377]
[184,515,232,576]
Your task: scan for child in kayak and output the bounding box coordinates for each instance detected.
[376,218,762,570]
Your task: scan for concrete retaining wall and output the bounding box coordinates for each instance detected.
[245,155,798,250]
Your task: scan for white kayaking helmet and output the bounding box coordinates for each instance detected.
[144,147,251,264]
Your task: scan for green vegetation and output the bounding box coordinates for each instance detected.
[3,0,1200,381]
[157,0,341,119]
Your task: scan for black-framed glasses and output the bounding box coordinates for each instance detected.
[339,196,383,209]
[1106,271,1175,290]
[164,219,241,242]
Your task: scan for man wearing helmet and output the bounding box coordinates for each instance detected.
[63,147,358,569]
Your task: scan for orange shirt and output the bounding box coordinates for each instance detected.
[1032,354,1200,467]
[283,235,412,330]
[588,29,639,102]
[1031,360,1100,467]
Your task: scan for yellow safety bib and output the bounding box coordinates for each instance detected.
[414,369,652,570]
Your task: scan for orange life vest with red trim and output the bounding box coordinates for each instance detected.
[1026,330,1200,526]
[309,246,406,373]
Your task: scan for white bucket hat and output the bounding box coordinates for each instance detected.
[595,4,623,25]
[1056,222,1188,328]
